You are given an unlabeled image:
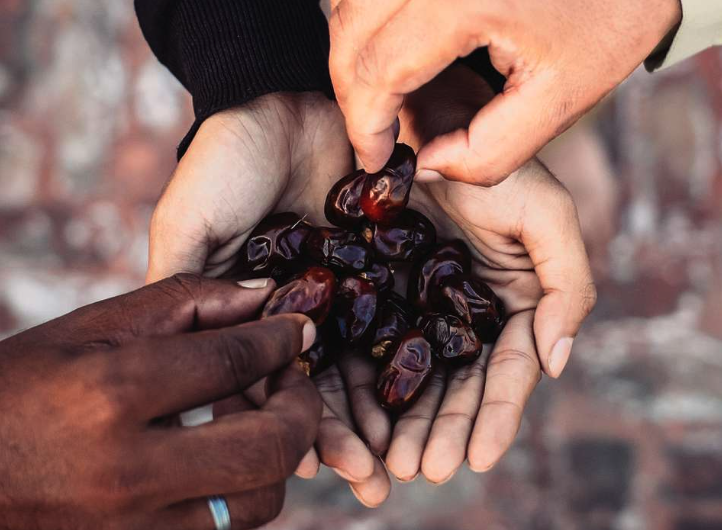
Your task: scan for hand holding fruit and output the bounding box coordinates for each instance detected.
[146,92,393,507]
[328,0,681,185]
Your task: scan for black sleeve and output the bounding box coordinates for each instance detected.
[134,0,333,158]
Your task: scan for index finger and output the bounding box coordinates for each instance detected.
[143,363,322,501]
[51,274,276,348]
[517,162,597,377]
[330,0,481,172]
[98,314,315,420]
[329,0,410,172]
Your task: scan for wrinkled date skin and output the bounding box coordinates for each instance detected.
[234,212,312,279]
[363,209,436,262]
[371,292,415,360]
[299,320,342,377]
[434,275,506,341]
[419,313,482,366]
[334,276,378,343]
[261,266,337,324]
[359,262,395,293]
[324,169,368,229]
[408,240,472,312]
[306,227,372,272]
[376,330,433,413]
[360,143,416,224]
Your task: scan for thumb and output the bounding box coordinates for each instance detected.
[518,162,597,378]
[417,72,575,186]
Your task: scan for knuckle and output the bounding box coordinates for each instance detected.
[217,332,257,389]
[449,361,488,384]
[268,417,303,478]
[328,4,355,46]
[355,46,381,88]
[256,485,285,526]
[580,280,598,318]
[259,316,303,353]
[488,348,542,384]
[83,358,133,427]
[147,273,205,320]
[167,272,204,297]
[312,368,345,395]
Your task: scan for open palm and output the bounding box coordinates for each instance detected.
[329,66,595,490]
[146,92,390,507]
[148,79,595,505]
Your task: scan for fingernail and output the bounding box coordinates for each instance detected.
[179,404,214,427]
[415,169,444,183]
[301,320,317,352]
[548,337,574,378]
[395,472,419,483]
[238,278,270,289]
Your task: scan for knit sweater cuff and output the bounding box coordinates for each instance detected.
[137,0,333,159]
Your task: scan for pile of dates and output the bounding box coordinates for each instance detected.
[233,144,506,414]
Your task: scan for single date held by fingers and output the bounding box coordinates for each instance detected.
[237,142,505,402]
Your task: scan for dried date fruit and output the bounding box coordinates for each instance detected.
[234,212,312,279]
[333,276,378,343]
[376,330,433,413]
[359,262,394,293]
[299,320,342,377]
[261,266,337,324]
[362,209,436,262]
[370,292,415,360]
[324,169,368,229]
[418,313,482,366]
[306,227,372,272]
[360,143,416,224]
[408,240,472,312]
[434,275,506,341]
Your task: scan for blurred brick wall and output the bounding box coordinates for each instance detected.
[0,0,191,334]
[1,2,721,529]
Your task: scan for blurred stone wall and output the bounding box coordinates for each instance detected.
[1,2,721,529]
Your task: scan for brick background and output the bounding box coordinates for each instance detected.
[1,2,721,529]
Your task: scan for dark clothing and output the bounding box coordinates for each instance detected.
[134,0,504,159]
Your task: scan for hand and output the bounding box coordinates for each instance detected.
[145,92,392,507]
[0,274,320,530]
[371,64,597,484]
[328,0,681,184]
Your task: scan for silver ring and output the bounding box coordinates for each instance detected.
[207,495,231,530]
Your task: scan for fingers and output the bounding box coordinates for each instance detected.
[156,484,285,530]
[57,274,276,347]
[329,0,410,172]
[514,162,597,377]
[467,310,540,472]
[111,314,314,419]
[421,346,491,484]
[146,363,322,500]
[295,448,321,479]
[385,366,446,482]
[312,361,391,507]
[337,350,392,455]
[348,457,392,508]
[313,366,377,482]
[417,73,579,185]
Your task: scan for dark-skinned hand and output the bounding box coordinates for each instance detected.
[0,274,321,530]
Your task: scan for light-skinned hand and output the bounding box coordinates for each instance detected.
[328,0,681,184]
